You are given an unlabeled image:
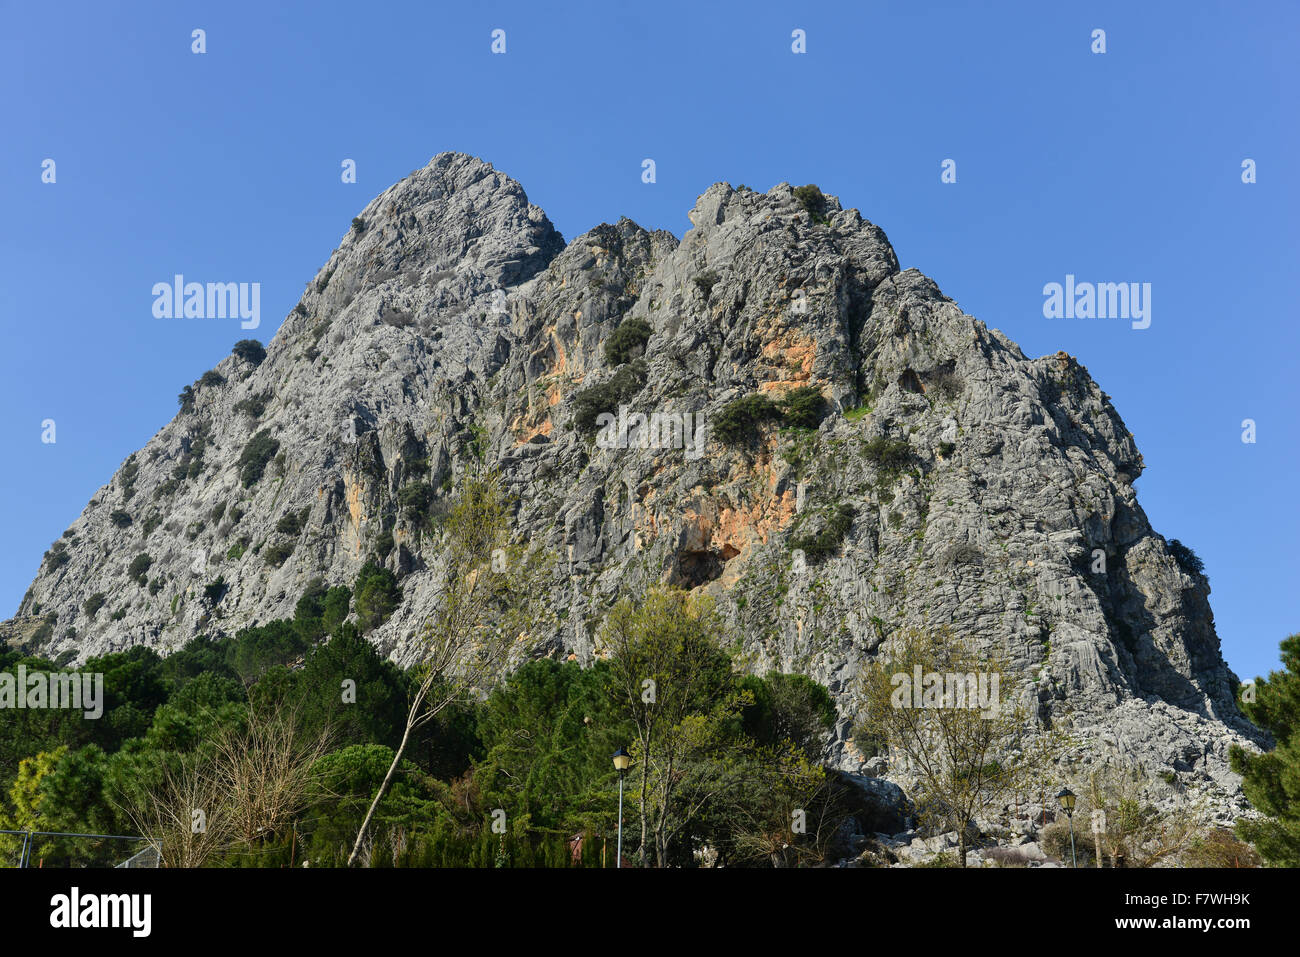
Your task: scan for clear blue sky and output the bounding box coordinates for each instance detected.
[1,1,1296,681]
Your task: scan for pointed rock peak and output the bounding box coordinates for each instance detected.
[335,153,566,295]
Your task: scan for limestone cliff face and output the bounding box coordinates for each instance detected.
[7,152,1262,808]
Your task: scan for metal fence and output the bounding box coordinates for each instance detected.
[0,829,154,868]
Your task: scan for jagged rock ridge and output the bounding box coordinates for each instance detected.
[7,152,1263,814]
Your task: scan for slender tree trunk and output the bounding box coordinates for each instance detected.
[347,712,415,867]
[636,729,651,868]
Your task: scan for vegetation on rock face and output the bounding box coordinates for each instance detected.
[862,436,914,480]
[231,339,266,366]
[604,317,652,365]
[234,390,271,419]
[127,553,153,586]
[238,431,280,487]
[571,360,647,436]
[119,455,139,499]
[1168,538,1207,581]
[397,482,434,526]
[793,184,831,225]
[275,508,310,537]
[713,394,781,445]
[43,541,70,570]
[777,385,827,430]
[714,386,827,445]
[262,540,296,568]
[789,504,856,561]
[693,270,720,298]
[82,593,107,619]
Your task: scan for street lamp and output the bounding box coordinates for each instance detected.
[1056,787,1077,868]
[612,747,631,868]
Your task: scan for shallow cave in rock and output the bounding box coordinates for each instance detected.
[898,368,924,394]
[674,549,725,588]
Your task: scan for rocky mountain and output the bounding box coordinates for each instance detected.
[6,152,1263,813]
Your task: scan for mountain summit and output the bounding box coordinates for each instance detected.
[6,152,1262,809]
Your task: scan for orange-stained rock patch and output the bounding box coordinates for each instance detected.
[343,471,367,557]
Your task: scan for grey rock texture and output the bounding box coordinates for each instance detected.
[7,152,1263,811]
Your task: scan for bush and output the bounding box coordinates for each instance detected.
[83,593,107,618]
[1180,828,1261,868]
[31,615,55,645]
[713,394,781,445]
[239,431,280,487]
[231,339,266,366]
[234,391,270,419]
[351,217,366,233]
[862,436,913,475]
[397,482,434,524]
[1168,539,1206,580]
[109,509,132,528]
[199,370,226,388]
[43,541,70,570]
[178,385,196,413]
[354,562,402,633]
[263,540,296,568]
[571,361,647,436]
[604,318,652,365]
[152,478,179,500]
[693,270,720,298]
[381,308,415,329]
[226,539,248,561]
[148,578,164,596]
[790,504,855,561]
[128,553,153,586]
[1041,817,1096,865]
[276,508,310,536]
[793,184,828,222]
[777,386,827,430]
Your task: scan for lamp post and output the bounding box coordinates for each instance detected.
[612,747,631,868]
[1056,787,1077,868]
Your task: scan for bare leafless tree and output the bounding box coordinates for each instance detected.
[118,749,234,868]
[213,698,332,851]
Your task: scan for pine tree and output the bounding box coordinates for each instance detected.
[1231,633,1300,866]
